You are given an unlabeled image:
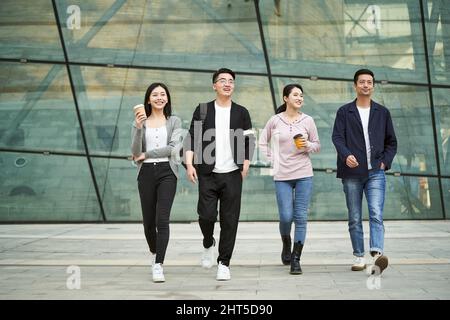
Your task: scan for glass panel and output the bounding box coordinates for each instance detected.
[0,62,85,153]
[241,170,278,221]
[0,152,102,221]
[0,0,445,222]
[171,172,199,222]
[260,0,428,83]
[309,172,443,220]
[442,178,450,219]
[433,88,450,176]
[70,65,273,157]
[380,84,436,175]
[272,77,437,175]
[0,0,64,61]
[91,157,138,221]
[245,171,443,220]
[309,171,352,220]
[384,175,443,219]
[55,0,266,73]
[425,0,450,85]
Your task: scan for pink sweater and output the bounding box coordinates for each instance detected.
[259,112,320,181]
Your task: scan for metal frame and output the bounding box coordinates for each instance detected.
[419,0,446,218]
[51,0,106,221]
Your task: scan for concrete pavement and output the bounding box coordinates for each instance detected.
[0,221,449,300]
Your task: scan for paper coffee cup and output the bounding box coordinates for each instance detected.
[133,104,146,118]
[293,133,304,149]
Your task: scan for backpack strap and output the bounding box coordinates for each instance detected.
[199,103,207,122]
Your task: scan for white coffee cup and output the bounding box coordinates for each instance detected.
[133,104,146,119]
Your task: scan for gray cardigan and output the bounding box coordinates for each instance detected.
[131,116,183,179]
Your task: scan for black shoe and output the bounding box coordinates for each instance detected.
[290,241,303,275]
[281,235,291,265]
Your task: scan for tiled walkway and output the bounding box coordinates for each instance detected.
[1,221,449,299]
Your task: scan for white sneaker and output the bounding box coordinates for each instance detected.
[367,252,388,275]
[152,263,165,282]
[351,256,366,271]
[201,245,215,269]
[216,262,231,281]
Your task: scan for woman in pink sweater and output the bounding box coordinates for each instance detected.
[259,84,320,274]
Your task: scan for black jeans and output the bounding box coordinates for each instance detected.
[138,162,177,264]
[197,169,243,267]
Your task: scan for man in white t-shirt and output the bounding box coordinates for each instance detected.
[185,68,255,281]
[332,69,397,276]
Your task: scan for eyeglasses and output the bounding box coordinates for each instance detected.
[215,78,235,85]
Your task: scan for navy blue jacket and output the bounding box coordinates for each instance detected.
[332,99,397,179]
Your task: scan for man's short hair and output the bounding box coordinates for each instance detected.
[353,69,375,84]
[212,68,235,83]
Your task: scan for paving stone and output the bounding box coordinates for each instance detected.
[0,221,449,299]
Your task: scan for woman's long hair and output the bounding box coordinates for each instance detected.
[275,84,304,114]
[144,82,172,119]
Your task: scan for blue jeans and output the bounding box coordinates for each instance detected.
[342,169,386,257]
[275,177,313,244]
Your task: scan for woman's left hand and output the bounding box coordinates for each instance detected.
[133,153,145,162]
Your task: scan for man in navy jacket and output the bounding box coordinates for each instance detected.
[332,69,397,275]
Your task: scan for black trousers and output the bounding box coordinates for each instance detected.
[138,162,177,264]
[197,169,243,267]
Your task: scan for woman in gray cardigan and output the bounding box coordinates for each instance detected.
[131,82,182,283]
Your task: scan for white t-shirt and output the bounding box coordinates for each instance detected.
[357,106,372,170]
[213,102,238,173]
[144,126,169,163]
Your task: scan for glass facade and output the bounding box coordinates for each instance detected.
[0,0,449,221]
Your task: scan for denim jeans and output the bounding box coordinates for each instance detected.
[342,169,386,257]
[275,177,313,244]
